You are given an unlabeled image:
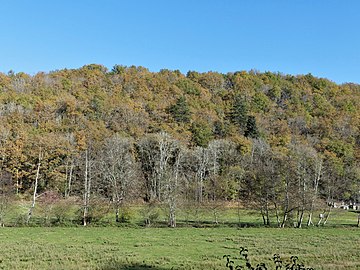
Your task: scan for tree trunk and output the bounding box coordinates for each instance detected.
[213,206,219,225]
[265,201,270,226]
[297,208,304,228]
[281,211,288,228]
[260,206,266,226]
[281,182,290,228]
[115,206,120,223]
[323,205,332,225]
[196,170,205,203]
[27,150,41,225]
[169,203,176,228]
[65,160,74,199]
[317,212,324,226]
[83,150,91,226]
[16,169,19,195]
[307,160,322,226]
[114,196,122,223]
[167,148,181,228]
[237,199,241,226]
[274,202,281,227]
[196,148,208,204]
[307,211,314,227]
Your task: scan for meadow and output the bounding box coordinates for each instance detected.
[3,200,359,228]
[0,226,359,270]
[0,207,359,270]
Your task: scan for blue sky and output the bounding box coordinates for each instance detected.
[1,0,359,84]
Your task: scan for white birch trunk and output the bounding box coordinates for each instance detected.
[27,150,41,224]
[168,149,181,228]
[83,149,91,226]
[307,159,322,226]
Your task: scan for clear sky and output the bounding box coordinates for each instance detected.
[1,0,359,84]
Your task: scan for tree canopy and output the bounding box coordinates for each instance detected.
[0,65,359,227]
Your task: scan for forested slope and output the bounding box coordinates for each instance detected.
[0,64,359,227]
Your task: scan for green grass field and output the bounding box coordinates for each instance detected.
[0,226,359,270]
[4,200,359,228]
[1,203,359,269]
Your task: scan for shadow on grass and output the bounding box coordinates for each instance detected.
[101,261,169,270]
[135,219,265,228]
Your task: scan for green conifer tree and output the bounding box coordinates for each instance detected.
[168,96,191,123]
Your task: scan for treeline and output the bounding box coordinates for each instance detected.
[0,65,359,227]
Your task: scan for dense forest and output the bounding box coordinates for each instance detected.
[0,64,359,227]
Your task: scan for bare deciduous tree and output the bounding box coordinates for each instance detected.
[137,132,177,202]
[101,135,136,222]
[193,146,209,203]
[82,147,99,226]
[164,146,183,227]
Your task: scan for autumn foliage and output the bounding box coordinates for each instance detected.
[0,65,359,226]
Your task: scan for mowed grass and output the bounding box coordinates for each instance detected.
[0,226,359,270]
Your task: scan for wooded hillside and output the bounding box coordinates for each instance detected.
[0,64,359,227]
